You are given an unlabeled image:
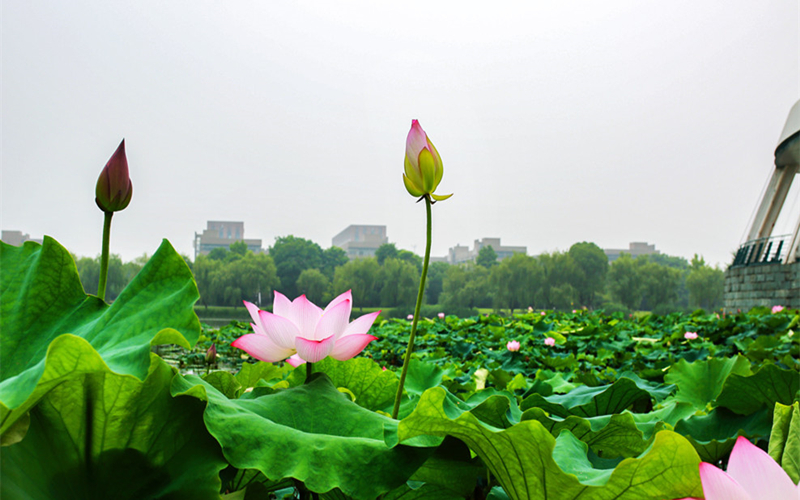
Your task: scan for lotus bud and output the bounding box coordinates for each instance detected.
[544,337,556,347]
[506,340,520,352]
[205,344,217,364]
[403,120,452,201]
[95,139,133,213]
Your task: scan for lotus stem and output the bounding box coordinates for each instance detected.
[97,211,113,302]
[306,361,313,381]
[392,195,432,419]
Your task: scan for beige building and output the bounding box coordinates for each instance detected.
[1,230,42,246]
[447,237,527,264]
[193,221,262,260]
[332,225,388,259]
[603,242,659,262]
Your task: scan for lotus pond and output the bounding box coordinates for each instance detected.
[2,236,799,500]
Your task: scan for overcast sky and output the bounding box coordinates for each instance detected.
[2,1,799,267]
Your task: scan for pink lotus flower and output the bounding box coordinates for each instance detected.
[684,332,698,340]
[438,312,445,319]
[402,120,452,201]
[544,337,556,346]
[540,311,546,316]
[95,139,133,213]
[407,314,414,320]
[506,340,520,352]
[677,436,800,500]
[772,305,785,313]
[232,291,379,364]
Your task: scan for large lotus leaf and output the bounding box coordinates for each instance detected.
[409,436,485,497]
[319,482,462,500]
[171,372,436,500]
[235,362,290,391]
[714,363,800,414]
[399,387,703,500]
[0,349,226,499]
[521,401,695,459]
[519,377,651,418]
[313,357,399,412]
[769,402,800,483]
[674,406,772,463]
[0,237,201,435]
[663,355,752,411]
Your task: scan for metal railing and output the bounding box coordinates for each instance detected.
[731,234,791,267]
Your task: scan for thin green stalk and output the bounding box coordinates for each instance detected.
[392,195,432,419]
[97,211,113,302]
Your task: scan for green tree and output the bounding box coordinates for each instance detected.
[209,252,280,307]
[332,257,381,309]
[537,251,581,309]
[75,255,100,295]
[441,264,492,310]
[397,249,423,273]
[296,268,331,304]
[269,236,324,298]
[374,243,399,265]
[321,246,348,280]
[686,255,725,310]
[568,242,608,308]
[424,261,450,305]
[607,253,643,310]
[378,258,420,307]
[229,240,248,256]
[636,256,681,311]
[491,253,543,313]
[476,245,498,268]
[193,254,222,308]
[207,247,229,261]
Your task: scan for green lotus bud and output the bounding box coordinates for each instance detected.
[403,120,452,201]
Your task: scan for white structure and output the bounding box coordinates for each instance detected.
[332,225,388,259]
[734,99,800,266]
[193,221,262,260]
[447,237,527,264]
[603,242,660,262]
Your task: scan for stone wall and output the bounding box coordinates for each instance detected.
[723,262,800,311]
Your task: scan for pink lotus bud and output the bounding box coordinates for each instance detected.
[402,120,452,201]
[684,332,698,340]
[540,311,546,316]
[506,340,520,352]
[407,314,414,320]
[205,344,217,364]
[544,337,556,347]
[382,366,387,371]
[95,139,133,213]
[772,305,784,313]
[438,312,445,319]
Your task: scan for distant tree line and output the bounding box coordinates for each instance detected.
[73,237,725,314]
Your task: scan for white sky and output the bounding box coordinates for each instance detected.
[2,1,799,267]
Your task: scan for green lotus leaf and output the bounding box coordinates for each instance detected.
[0,237,201,436]
[714,363,800,414]
[769,401,800,483]
[235,362,291,392]
[408,436,485,497]
[400,387,703,500]
[521,401,695,459]
[520,377,651,418]
[313,357,400,412]
[663,355,752,411]
[171,372,435,500]
[204,370,243,399]
[674,406,772,463]
[0,349,226,499]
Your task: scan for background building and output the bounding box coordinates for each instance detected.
[332,225,388,259]
[1,230,42,246]
[603,242,659,262]
[447,237,527,264]
[193,221,262,260]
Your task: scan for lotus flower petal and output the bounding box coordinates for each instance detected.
[232,334,295,363]
[272,291,294,319]
[324,290,352,313]
[286,354,306,367]
[405,119,429,168]
[314,299,351,341]
[403,173,425,197]
[698,462,752,500]
[340,311,380,339]
[725,436,798,500]
[330,334,378,361]
[295,334,336,363]
[258,310,302,349]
